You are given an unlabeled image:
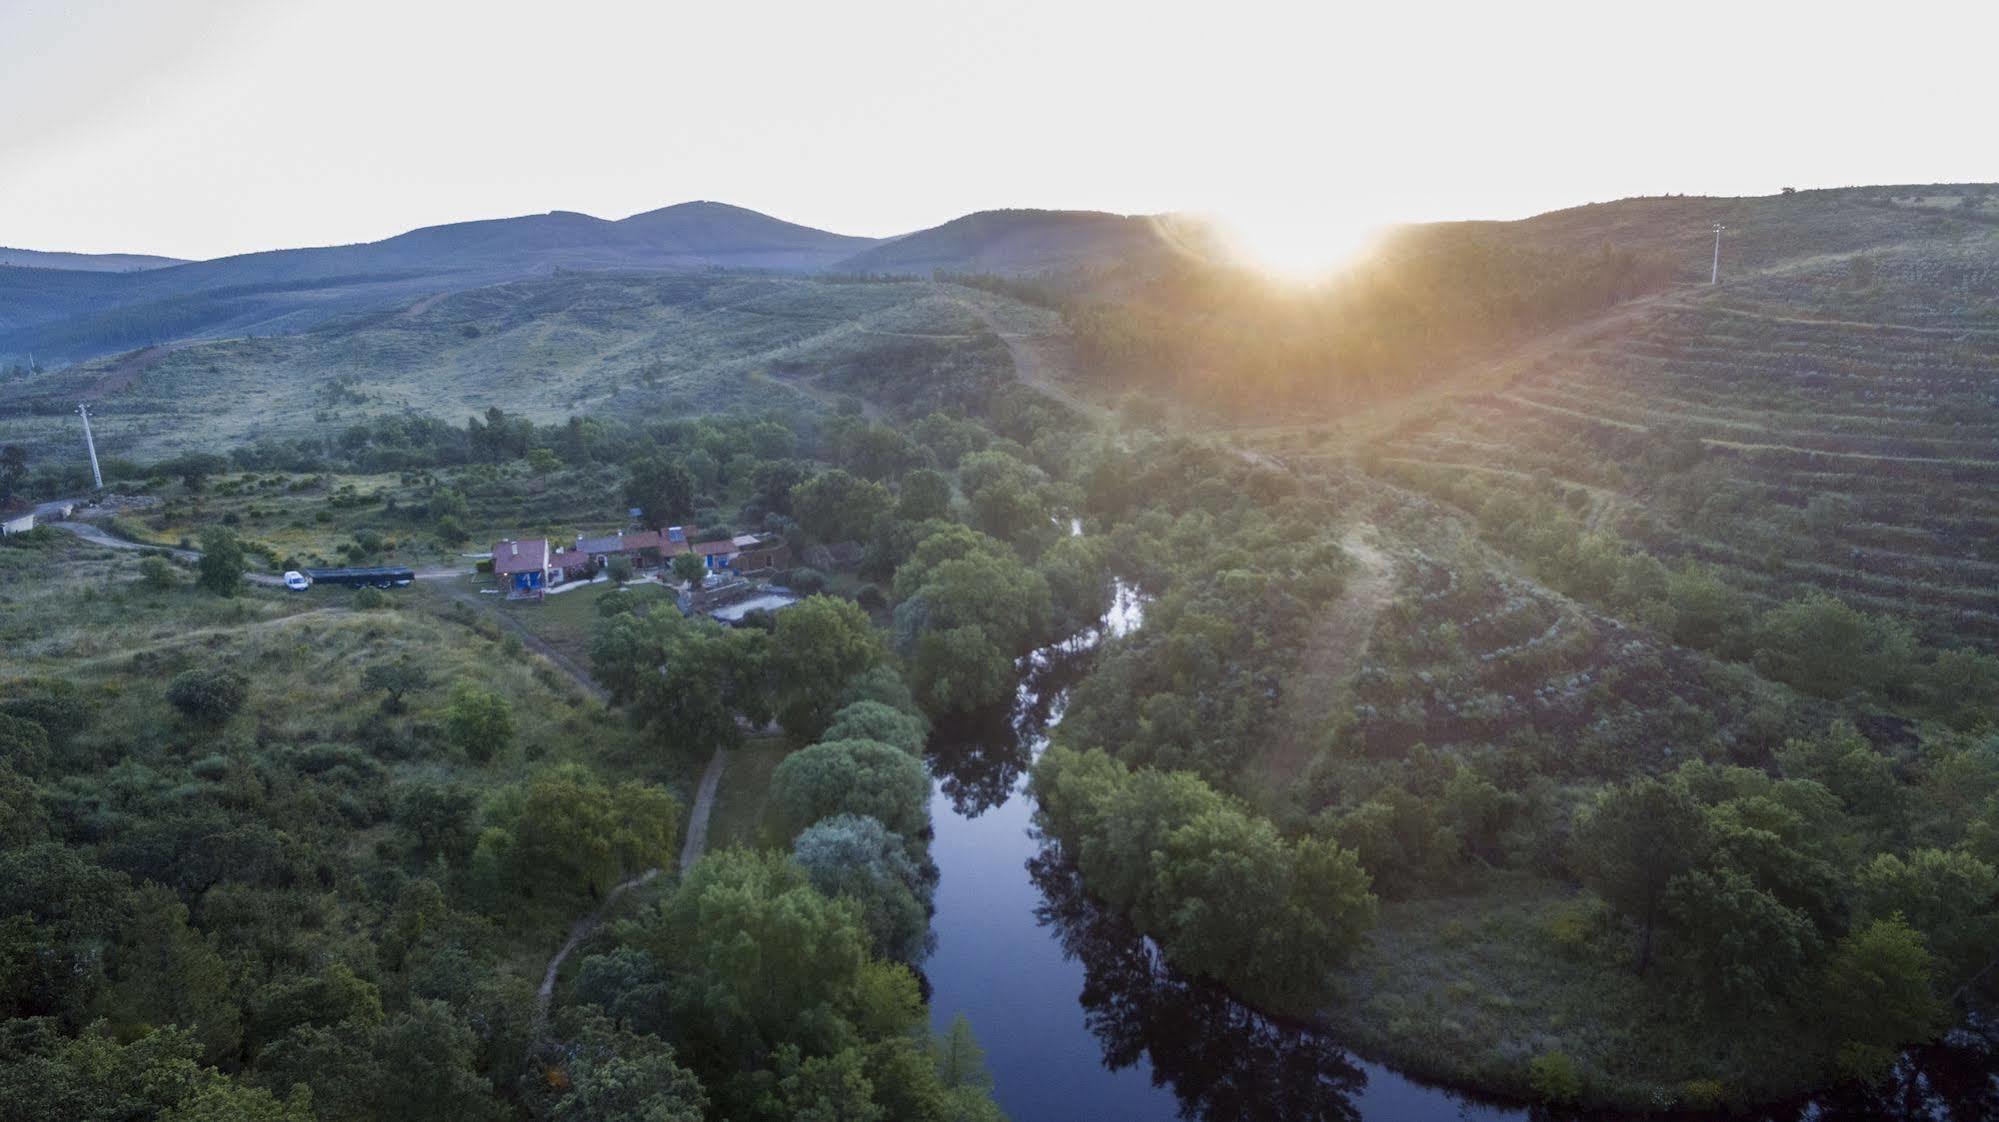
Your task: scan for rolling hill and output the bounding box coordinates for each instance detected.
[0,247,188,271]
[833,208,1202,276]
[0,271,1016,461]
[0,202,883,365]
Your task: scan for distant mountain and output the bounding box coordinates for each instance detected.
[0,247,188,272]
[0,202,882,364]
[833,209,1202,276]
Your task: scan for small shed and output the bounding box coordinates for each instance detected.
[0,501,34,536]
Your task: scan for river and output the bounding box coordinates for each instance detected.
[918,582,1999,1121]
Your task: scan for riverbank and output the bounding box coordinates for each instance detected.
[1313,874,1831,1111]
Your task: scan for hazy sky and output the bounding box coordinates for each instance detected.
[4,0,1994,265]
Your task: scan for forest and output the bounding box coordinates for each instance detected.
[7,195,1999,1118]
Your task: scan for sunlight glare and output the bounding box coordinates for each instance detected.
[1212,205,1388,282]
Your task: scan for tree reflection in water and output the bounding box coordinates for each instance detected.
[1804,1018,1999,1122]
[926,638,1092,817]
[1028,846,1368,1122]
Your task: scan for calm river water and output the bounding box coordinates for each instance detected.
[917,583,1999,1121]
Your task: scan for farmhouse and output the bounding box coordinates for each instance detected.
[492,538,551,599]
[0,501,35,536]
[491,525,791,598]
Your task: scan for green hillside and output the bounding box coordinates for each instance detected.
[0,272,1010,462]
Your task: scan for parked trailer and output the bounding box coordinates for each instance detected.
[294,566,416,590]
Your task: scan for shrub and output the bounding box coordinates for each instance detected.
[353,586,391,610]
[1527,1050,1582,1103]
[138,555,177,590]
[445,685,513,764]
[167,667,249,724]
[821,700,928,755]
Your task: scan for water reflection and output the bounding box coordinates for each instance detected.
[921,575,1999,1121]
[1029,847,1370,1122]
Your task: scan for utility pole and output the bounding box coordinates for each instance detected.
[1710,223,1726,285]
[77,403,103,491]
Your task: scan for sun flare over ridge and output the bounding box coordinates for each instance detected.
[1212,205,1389,282]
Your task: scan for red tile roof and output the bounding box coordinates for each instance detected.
[492,538,549,575]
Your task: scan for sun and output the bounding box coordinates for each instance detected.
[1209,205,1388,283]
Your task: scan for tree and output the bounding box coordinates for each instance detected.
[791,470,894,543]
[550,1022,706,1122]
[526,446,561,482]
[751,459,810,516]
[822,700,928,755]
[1752,592,1917,700]
[1818,917,1947,1081]
[793,814,936,962]
[259,999,497,1122]
[361,657,430,713]
[637,850,884,1105]
[769,739,930,841]
[626,456,695,530]
[607,554,634,585]
[101,884,242,1062]
[0,444,24,504]
[911,626,1013,715]
[896,468,953,523]
[1570,777,1709,973]
[0,1022,214,1122]
[1662,868,1818,1016]
[160,1081,316,1122]
[246,962,384,1056]
[572,948,670,1035]
[1777,721,1902,826]
[510,765,681,898]
[166,668,249,724]
[444,684,513,763]
[591,610,767,751]
[766,596,885,738]
[1852,848,1999,983]
[197,528,245,597]
[671,551,707,589]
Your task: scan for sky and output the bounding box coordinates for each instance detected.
[4,0,1996,268]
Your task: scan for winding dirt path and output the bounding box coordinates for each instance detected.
[678,749,728,872]
[525,745,728,1055]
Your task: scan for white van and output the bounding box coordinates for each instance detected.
[283,571,311,591]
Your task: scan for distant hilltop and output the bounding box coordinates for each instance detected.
[4,183,1994,366]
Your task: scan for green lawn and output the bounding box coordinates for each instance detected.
[707,741,790,852]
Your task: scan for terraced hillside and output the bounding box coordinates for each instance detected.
[1362,231,1999,649]
[0,272,1015,462]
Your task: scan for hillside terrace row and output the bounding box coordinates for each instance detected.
[492,525,790,599]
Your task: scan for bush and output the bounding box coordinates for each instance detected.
[785,568,827,595]
[1527,1050,1582,1103]
[167,668,249,724]
[353,586,391,610]
[445,685,513,764]
[197,528,246,597]
[138,555,177,590]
